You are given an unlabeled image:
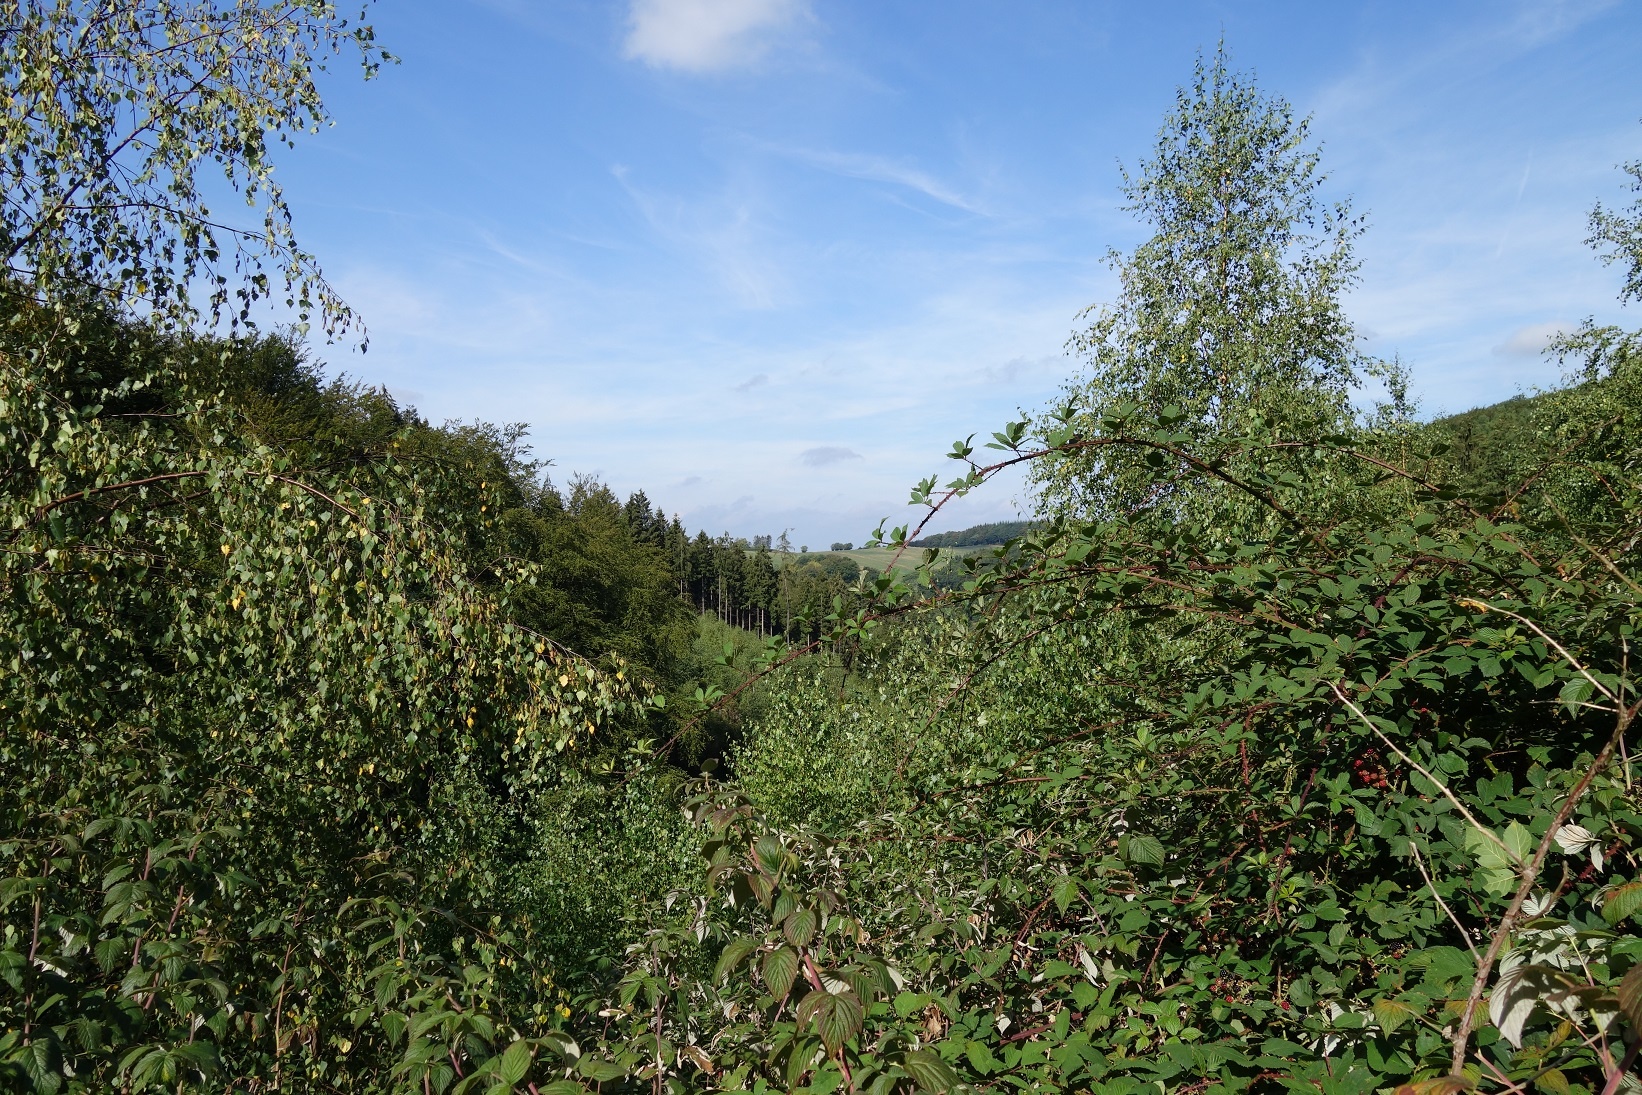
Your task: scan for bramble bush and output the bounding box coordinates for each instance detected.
[5,11,1642,1094]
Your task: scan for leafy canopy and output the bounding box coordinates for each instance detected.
[0,0,385,336]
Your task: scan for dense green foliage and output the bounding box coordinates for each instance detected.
[5,14,1642,1095]
[910,521,1035,549]
[0,0,383,337]
[1035,51,1369,526]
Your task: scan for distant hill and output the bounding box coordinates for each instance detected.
[911,520,1034,548]
[1421,394,1541,493]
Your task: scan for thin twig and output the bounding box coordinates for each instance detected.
[1462,598,1619,703]
[1450,692,1637,1072]
[1410,840,1479,963]
[1329,682,1518,865]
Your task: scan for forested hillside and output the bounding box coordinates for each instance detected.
[910,521,1036,549]
[4,8,1642,1095]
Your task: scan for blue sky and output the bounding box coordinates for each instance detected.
[275,0,1642,546]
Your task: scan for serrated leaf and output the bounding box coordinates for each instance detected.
[1372,997,1416,1034]
[1503,822,1534,863]
[903,1048,959,1094]
[1605,880,1642,926]
[763,946,799,999]
[1052,874,1081,914]
[809,990,863,1053]
[784,905,817,947]
[714,937,758,983]
[1618,962,1642,1032]
[1559,677,1594,716]
[1124,833,1165,866]
[496,1039,531,1085]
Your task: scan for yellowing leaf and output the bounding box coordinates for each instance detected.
[1604,879,1642,926]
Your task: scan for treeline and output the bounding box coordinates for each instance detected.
[909,518,1034,548]
[615,495,878,638]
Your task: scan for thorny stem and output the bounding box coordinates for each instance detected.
[1449,689,1637,1073]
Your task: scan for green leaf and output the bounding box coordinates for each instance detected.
[1503,822,1533,863]
[804,990,863,1053]
[763,946,800,999]
[1467,825,1527,894]
[496,1039,531,1085]
[1534,1069,1571,1095]
[1124,833,1165,866]
[778,1036,815,1090]
[1371,998,1415,1035]
[1604,879,1642,926]
[902,1048,959,1094]
[1053,874,1081,914]
[715,937,758,983]
[1558,677,1595,716]
[964,1040,998,1076]
[893,991,928,1018]
[575,1058,627,1082]
[784,905,818,947]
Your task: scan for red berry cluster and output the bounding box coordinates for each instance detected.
[1210,976,1254,1005]
[1351,747,1391,790]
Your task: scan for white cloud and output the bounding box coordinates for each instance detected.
[1494,321,1567,357]
[774,145,983,213]
[623,0,808,73]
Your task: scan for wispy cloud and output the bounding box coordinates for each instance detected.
[800,445,861,467]
[734,372,769,392]
[623,0,809,73]
[773,145,983,213]
[610,165,784,309]
[1507,0,1620,47]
